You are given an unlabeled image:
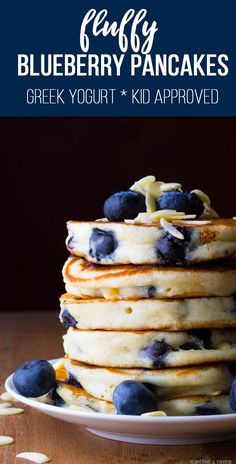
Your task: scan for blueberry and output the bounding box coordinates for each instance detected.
[148,286,156,298]
[89,228,117,261]
[157,191,204,218]
[187,192,204,217]
[112,380,157,415]
[104,190,146,222]
[156,233,187,266]
[13,360,56,397]
[188,329,212,349]
[61,308,77,328]
[48,387,65,407]
[157,191,189,213]
[141,340,172,368]
[66,233,76,250]
[66,373,82,388]
[196,402,221,415]
[180,330,212,351]
[229,379,236,411]
[228,363,236,377]
[180,342,200,350]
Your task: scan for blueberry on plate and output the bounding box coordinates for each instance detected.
[229,379,236,412]
[112,380,157,415]
[104,190,146,222]
[89,228,117,261]
[13,360,56,397]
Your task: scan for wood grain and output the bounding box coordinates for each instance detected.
[1,311,236,464]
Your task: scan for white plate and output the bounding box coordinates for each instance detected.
[5,359,236,445]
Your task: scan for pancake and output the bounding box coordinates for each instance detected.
[64,357,233,402]
[63,328,236,368]
[66,219,236,265]
[56,382,232,416]
[57,383,115,413]
[63,257,236,299]
[59,293,236,330]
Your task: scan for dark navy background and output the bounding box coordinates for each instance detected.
[0,0,236,116]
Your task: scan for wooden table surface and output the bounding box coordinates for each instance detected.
[1,311,236,464]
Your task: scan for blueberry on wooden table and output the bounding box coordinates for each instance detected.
[112,380,157,415]
[13,360,56,397]
[103,190,146,221]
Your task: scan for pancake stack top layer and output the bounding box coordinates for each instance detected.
[58,175,236,416]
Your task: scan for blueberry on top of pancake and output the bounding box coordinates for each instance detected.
[104,190,146,222]
[157,191,204,218]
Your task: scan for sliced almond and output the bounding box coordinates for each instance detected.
[0,392,14,401]
[130,176,164,209]
[16,452,50,463]
[175,220,212,225]
[203,203,219,219]
[0,402,12,408]
[127,210,196,225]
[0,436,14,446]
[151,210,195,220]
[129,176,219,222]
[142,411,167,417]
[160,183,182,192]
[211,391,222,396]
[127,213,152,224]
[95,218,108,222]
[160,218,184,240]
[146,191,156,213]
[130,175,156,195]
[192,189,211,205]
[0,407,24,416]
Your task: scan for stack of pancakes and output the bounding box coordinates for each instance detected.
[57,217,236,415]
